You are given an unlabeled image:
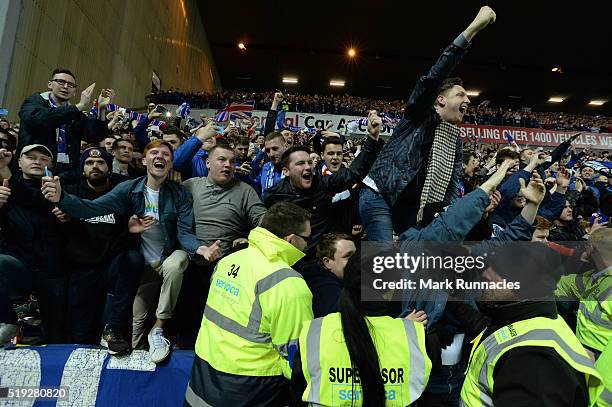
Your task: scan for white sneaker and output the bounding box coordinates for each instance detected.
[0,323,18,344]
[147,327,171,363]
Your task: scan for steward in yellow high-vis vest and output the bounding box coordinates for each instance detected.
[291,250,432,407]
[185,203,314,407]
[555,267,611,353]
[461,243,604,407]
[595,339,612,407]
[460,312,603,407]
[555,228,611,354]
[299,313,431,406]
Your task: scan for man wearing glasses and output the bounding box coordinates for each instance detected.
[16,68,111,180]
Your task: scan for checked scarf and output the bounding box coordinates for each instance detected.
[417,121,460,223]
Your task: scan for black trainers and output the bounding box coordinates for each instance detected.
[100,327,131,356]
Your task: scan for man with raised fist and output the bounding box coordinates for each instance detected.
[360,6,497,240]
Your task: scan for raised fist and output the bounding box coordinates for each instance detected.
[472,6,496,31]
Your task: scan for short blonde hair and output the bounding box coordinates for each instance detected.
[589,228,612,260]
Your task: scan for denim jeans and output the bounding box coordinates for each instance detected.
[359,188,420,241]
[359,188,394,241]
[0,254,67,343]
[419,362,465,407]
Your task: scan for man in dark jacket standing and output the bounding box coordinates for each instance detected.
[359,6,497,240]
[262,111,383,255]
[16,68,111,180]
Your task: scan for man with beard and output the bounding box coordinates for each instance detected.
[232,136,259,190]
[42,140,222,363]
[249,93,291,195]
[262,111,383,256]
[60,147,144,354]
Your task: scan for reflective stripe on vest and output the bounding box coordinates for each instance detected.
[475,329,594,406]
[594,328,612,407]
[305,318,323,405]
[401,319,428,401]
[304,315,430,406]
[579,302,612,329]
[185,384,213,407]
[204,268,298,344]
[601,387,612,405]
[599,286,612,302]
[461,317,603,407]
[576,276,612,351]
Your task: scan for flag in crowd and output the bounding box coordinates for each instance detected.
[215,101,255,122]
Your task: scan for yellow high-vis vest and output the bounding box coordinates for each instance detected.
[195,227,313,379]
[556,268,611,352]
[299,313,431,406]
[595,339,612,407]
[460,316,603,407]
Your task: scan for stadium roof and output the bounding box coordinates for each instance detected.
[198,1,612,115]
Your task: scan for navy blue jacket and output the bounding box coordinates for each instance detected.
[300,262,342,318]
[366,35,470,206]
[17,92,108,171]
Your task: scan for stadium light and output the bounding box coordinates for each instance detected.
[282,77,298,84]
[466,90,480,97]
[548,97,565,103]
[238,42,246,50]
[588,99,607,106]
[330,80,345,87]
[347,48,356,58]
